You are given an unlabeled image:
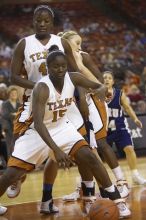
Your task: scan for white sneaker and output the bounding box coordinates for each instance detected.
[62,189,80,202]
[6,180,21,198]
[40,199,59,214]
[82,196,96,215]
[132,175,146,185]
[116,180,129,199]
[0,206,7,215]
[115,200,131,218]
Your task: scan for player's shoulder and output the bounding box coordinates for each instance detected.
[16,34,35,47]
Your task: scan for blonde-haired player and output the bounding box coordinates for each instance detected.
[59,30,129,201]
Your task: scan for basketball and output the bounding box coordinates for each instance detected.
[89,199,119,220]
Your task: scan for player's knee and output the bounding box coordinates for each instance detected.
[75,146,97,166]
[97,138,110,151]
[124,145,133,154]
[7,167,26,183]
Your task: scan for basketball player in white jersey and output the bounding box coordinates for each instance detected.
[6,5,85,199]
[0,48,131,218]
[6,6,128,217]
[58,31,129,201]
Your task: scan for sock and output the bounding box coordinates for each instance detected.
[81,181,95,197]
[132,169,139,176]
[105,184,115,193]
[82,181,94,188]
[112,166,125,181]
[105,185,121,200]
[42,183,53,202]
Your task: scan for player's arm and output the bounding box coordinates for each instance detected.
[76,86,89,120]
[62,38,90,118]
[11,39,35,89]
[32,83,73,168]
[121,91,142,128]
[82,52,103,83]
[62,38,81,72]
[70,72,107,101]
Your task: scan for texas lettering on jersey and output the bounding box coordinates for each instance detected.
[29,51,47,62]
[47,98,73,111]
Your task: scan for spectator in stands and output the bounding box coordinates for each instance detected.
[63,18,75,31]
[0,83,7,170]
[140,67,146,96]
[0,83,7,115]
[1,86,21,158]
[0,42,12,59]
[127,84,144,108]
[137,100,146,114]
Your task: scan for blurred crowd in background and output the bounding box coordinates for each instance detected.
[0,0,146,168]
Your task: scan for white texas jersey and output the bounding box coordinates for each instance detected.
[24,34,64,96]
[30,72,75,129]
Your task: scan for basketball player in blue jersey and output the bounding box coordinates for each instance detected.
[0,47,131,218]
[103,71,146,185]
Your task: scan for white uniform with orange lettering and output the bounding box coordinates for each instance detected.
[14,34,84,136]
[8,73,88,171]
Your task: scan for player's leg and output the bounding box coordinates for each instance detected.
[88,97,129,197]
[40,158,59,214]
[124,145,146,185]
[97,137,129,198]
[74,146,131,218]
[6,112,28,198]
[0,166,26,196]
[116,129,146,185]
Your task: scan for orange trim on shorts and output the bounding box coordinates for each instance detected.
[91,95,107,140]
[78,124,87,136]
[69,139,89,157]
[13,105,33,136]
[8,156,35,171]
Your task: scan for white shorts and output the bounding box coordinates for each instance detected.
[8,119,88,171]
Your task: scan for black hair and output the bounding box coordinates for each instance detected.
[34,5,63,26]
[47,45,66,65]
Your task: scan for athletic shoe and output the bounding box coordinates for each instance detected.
[0,206,7,215]
[62,189,80,202]
[62,190,80,202]
[6,180,21,198]
[82,196,96,215]
[40,199,59,214]
[115,199,131,218]
[116,180,129,199]
[6,174,26,198]
[132,174,146,185]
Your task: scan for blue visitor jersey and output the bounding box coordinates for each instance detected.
[107,88,128,131]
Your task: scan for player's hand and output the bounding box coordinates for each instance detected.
[105,91,113,102]
[90,85,108,101]
[53,147,74,169]
[135,119,143,128]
